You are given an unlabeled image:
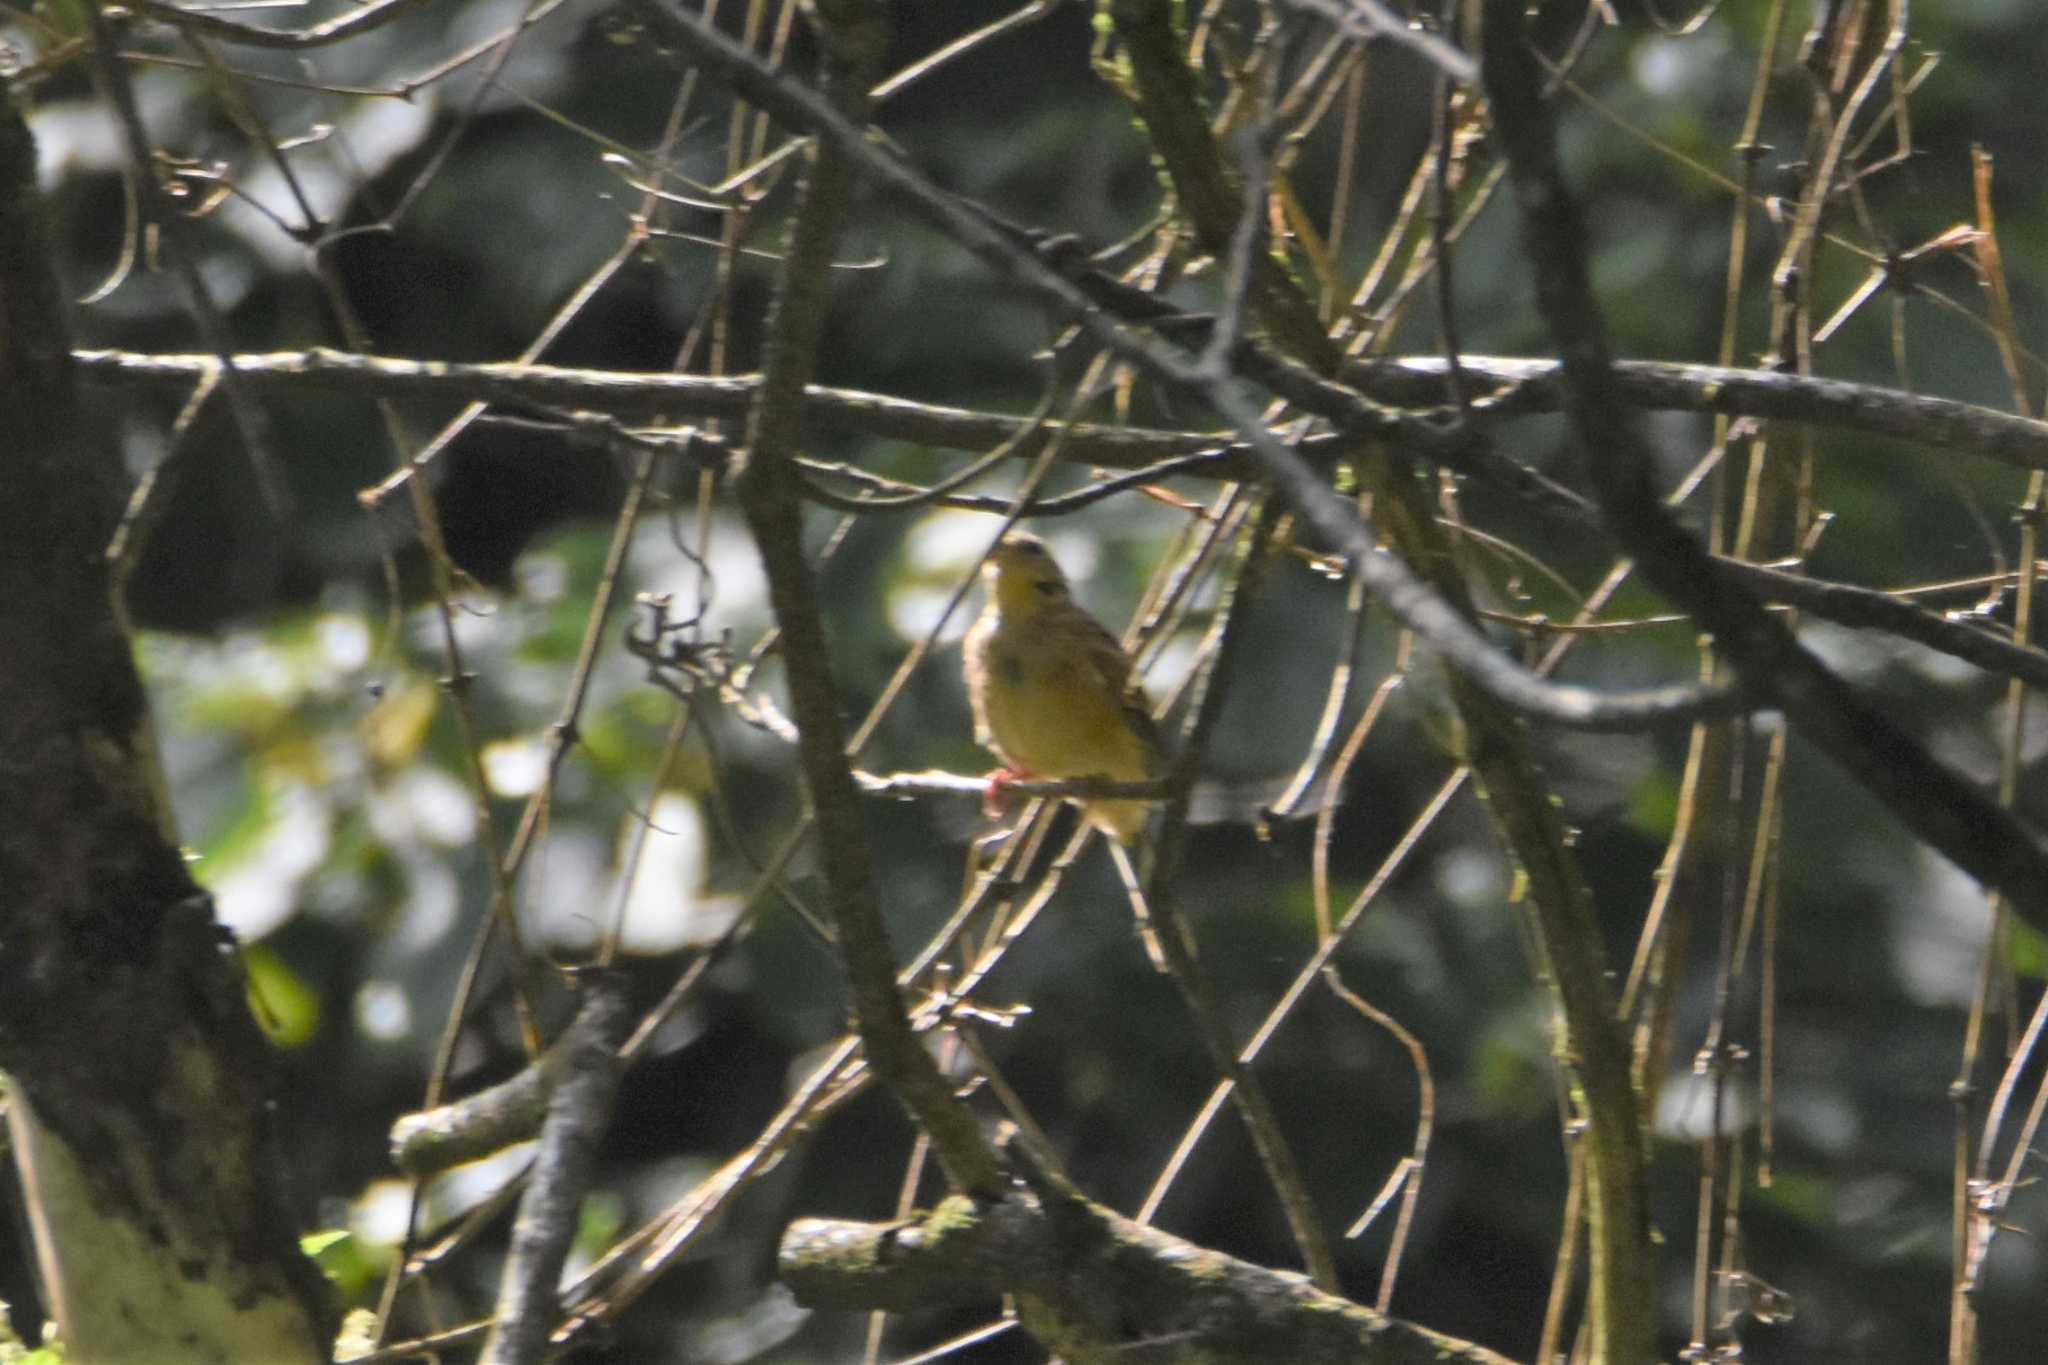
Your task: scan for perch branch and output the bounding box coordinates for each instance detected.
[854,769,1169,802]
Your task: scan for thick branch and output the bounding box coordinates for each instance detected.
[1711,556,2048,691]
[390,980,636,1178]
[780,1187,1517,1365]
[481,982,632,1365]
[76,345,1256,473]
[1087,29,1655,1360]
[1104,0,1332,364]
[126,0,439,50]
[855,769,1169,802]
[0,78,331,1363]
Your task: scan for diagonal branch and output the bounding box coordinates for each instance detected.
[722,0,1000,1197]
[480,981,632,1365]
[80,0,292,519]
[1133,508,1339,1291]
[622,0,1735,733]
[1477,0,2048,937]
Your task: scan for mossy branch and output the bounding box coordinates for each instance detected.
[781,1184,1519,1365]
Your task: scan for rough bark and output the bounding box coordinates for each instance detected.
[781,1186,1518,1364]
[0,76,333,1364]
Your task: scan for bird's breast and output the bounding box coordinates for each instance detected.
[970,628,1147,780]
[989,643,1027,688]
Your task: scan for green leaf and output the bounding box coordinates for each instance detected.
[245,945,321,1048]
[300,1229,352,1260]
[2010,919,2048,980]
[302,1230,378,1303]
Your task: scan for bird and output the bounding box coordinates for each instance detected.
[963,532,1165,843]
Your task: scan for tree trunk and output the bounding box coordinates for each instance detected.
[0,77,332,1364]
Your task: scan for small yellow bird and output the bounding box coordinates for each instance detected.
[963,532,1165,842]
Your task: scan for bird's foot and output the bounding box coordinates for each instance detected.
[983,768,1029,820]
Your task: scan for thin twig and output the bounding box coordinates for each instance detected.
[1134,507,1340,1290]
[80,2,292,517]
[1279,0,1477,87]
[1482,0,2048,934]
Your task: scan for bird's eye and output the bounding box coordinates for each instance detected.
[1033,579,1063,597]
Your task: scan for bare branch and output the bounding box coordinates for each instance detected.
[854,769,1169,803]
[80,346,2048,481]
[1478,0,2048,991]
[481,982,632,1365]
[1349,354,2048,478]
[125,0,442,50]
[617,0,1746,734]
[1281,0,1479,87]
[722,0,1000,1197]
[80,1,292,518]
[389,983,631,1179]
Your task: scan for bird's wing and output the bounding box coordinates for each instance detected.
[1076,614,1167,769]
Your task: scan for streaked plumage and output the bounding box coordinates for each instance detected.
[963,533,1164,842]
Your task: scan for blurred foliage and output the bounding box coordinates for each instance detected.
[8,0,2048,1361]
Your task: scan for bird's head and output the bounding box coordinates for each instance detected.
[983,532,1072,617]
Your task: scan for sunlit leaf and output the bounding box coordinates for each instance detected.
[244,945,321,1048]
